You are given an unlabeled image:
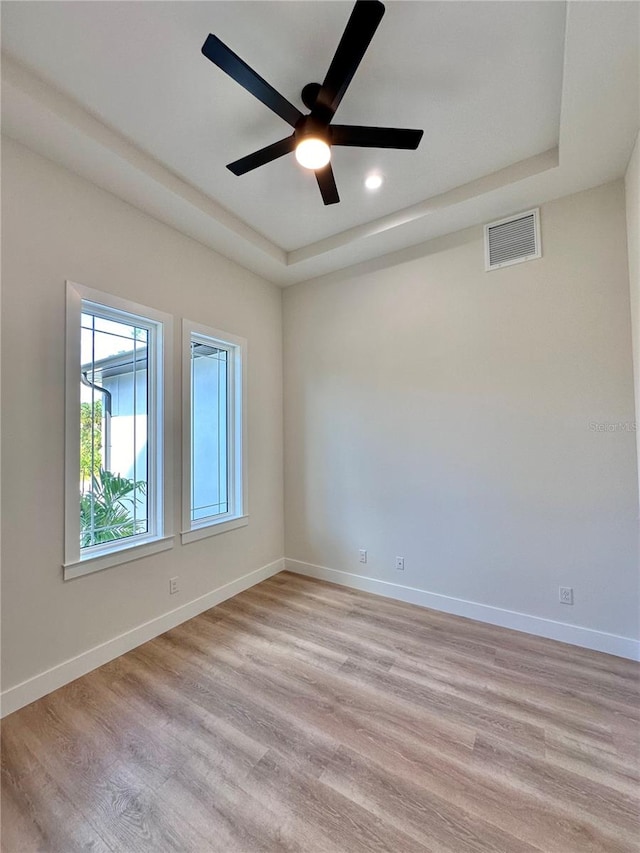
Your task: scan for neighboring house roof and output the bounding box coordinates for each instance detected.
[81,348,148,380]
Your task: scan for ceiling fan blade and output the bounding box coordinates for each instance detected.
[315,163,340,205]
[227,136,296,176]
[312,0,385,122]
[202,34,303,128]
[331,125,423,149]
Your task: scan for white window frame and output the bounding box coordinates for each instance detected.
[64,281,174,579]
[181,319,247,544]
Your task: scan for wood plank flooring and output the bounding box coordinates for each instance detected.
[1,571,639,852]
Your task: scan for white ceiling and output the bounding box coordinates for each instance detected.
[2,1,638,286]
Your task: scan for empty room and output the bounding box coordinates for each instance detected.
[1,1,639,850]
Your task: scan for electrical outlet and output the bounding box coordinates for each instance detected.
[559,586,573,605]
[169,577,179,595]
[359,549,367,564]
[395,556,405,571]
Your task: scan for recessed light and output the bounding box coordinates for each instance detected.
[365,174,383,190]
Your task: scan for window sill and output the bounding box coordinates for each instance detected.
[63,535,175,580]
[181,515,248,545]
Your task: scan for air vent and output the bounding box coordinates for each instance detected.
[484,209,541,271]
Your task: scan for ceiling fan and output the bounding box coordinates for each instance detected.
[201,0,424,205]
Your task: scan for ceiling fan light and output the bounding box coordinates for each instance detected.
[295,138,331,170]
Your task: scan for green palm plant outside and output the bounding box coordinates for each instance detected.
[80,401,102,481]
[80,468,146,547]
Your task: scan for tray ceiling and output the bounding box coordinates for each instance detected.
[2,1,638,285]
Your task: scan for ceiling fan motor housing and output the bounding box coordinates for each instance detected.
[295,115,330,145]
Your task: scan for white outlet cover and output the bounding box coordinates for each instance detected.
[559,586,573,604]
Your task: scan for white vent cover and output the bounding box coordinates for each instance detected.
[484,209,541,271]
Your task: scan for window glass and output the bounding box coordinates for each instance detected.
[80,309,149,549]
[191,339,229,522]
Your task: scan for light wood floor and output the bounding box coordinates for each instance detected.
[1,572,639,852]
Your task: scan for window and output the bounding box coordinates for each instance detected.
[65,282,173,578]
[181,320,247,543]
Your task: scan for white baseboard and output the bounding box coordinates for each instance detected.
[285,558,640,662]
[0,558,285,718]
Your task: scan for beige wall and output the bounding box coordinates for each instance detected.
[1,138,284,691]
[284,181,639,641]
[625,132,640,503]
[2,135,638,698]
